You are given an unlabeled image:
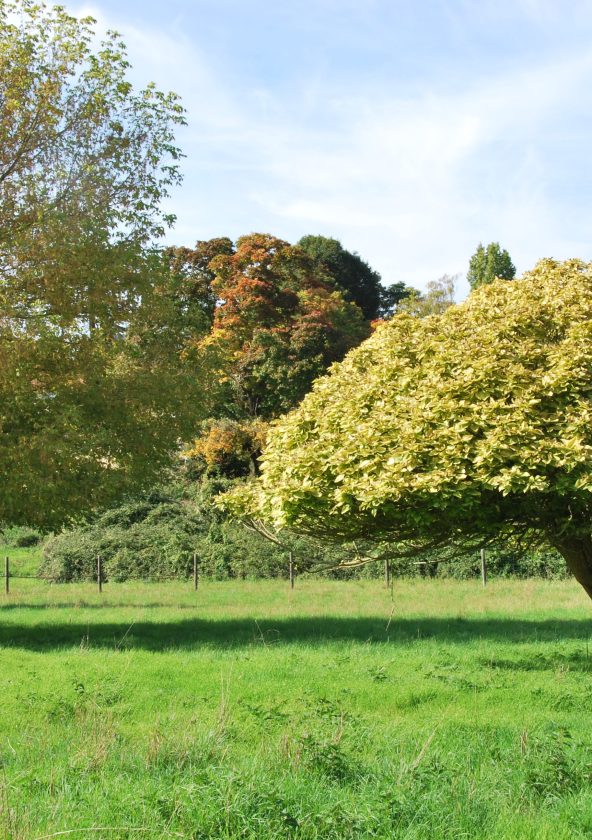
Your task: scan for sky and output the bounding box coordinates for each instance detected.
[73,0,592,298]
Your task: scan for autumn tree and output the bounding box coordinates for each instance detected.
[222,259,592,600]
[166,237,234,323]
[467,242,516,290]
[198,233,370,421]
[0,2,207,528]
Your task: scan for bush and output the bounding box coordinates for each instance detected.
[42,492,203,582]
[1,525,42,547]
[38,473,570,583]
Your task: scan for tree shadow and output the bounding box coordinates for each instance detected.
[0,616,591,653]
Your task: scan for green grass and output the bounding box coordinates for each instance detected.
[0,542,43,579]
[2,574,592,839]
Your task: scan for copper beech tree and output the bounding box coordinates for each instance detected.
[0,2,208,528]
[223,259,592,599]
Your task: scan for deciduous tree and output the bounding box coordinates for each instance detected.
[0,1,206,528]
[223,260,592,599]
[197,233,369,419]
[297,235,383,320]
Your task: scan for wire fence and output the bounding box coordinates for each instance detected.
[2,553,203,594]
[2,551,493,595]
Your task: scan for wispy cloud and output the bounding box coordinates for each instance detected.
[72,1,592,296]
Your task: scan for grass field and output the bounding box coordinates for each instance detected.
[2,552,592,839]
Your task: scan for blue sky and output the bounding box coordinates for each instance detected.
[75,0,592,297]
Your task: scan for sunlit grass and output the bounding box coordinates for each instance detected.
[1,573,592,838]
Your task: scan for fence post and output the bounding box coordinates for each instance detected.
[384,558,391,589]
[4,555,8,595]
[481,548,487,587]
[193,552,199,591]
[289,551,295,590]
[97,555,102,593]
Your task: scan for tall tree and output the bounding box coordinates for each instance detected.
[196,233,370,420]
[166,238,234,323]
[0,1,207,528]
[467,242,516,290]
[297,235,383,320]
[223,259,592,600]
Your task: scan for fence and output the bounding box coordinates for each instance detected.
[2,551,491,595]
[3,552,204,595]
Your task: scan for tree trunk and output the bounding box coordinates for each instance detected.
[554,536,592,599]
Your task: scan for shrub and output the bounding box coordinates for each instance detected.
[1,525,42,547]
[42,493,203,582]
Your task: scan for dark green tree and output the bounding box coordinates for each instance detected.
[297,235,382,320]
[467,242,516,290]
[377,282,419,318]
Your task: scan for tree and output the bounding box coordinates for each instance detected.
[166,237,234,323]
[376,281,419,319]
[0,2,207,528]
[196,233,370,419]
[297,235,383,320]
[398,274,457,317]
[222,259,592,599]
[467,242,516,290]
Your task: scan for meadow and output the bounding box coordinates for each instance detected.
[2,549,592,838]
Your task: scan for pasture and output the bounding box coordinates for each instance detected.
[2,564,592,839]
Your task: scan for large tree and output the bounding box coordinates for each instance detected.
[196,233,369,420]
[223,259,592,599]
[0,2,207,528]
[297,235,383,320]
[467,242,516,290]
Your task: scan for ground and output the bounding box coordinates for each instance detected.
[1,550,592,838]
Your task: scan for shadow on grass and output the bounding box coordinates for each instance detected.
[0,616,591,655]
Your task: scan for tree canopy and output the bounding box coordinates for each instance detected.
[223,259,592,598]
[397,275,457,318]
[297,235,383,320]
[0,2,207,528]
[194,233,369,421]
[467,242,516,290]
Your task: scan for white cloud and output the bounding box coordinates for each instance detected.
[71,3,592,296]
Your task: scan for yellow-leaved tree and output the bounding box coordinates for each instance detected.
[222,259,592,599]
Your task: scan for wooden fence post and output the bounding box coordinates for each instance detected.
[193,552,199,591]
[481,548,487,587]
[4,555,8,595]
[97,555,102,593]
[289,551,295,590]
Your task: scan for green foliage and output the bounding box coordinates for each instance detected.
[42,490,202,582]
[0,1,209,529]
[297,234,383,320]
[224,259,592,593]
[398,274,457,317]
[468,242,516,290]
[423,545,567,581]
[377,281,419,318]
[0,524,42,547]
